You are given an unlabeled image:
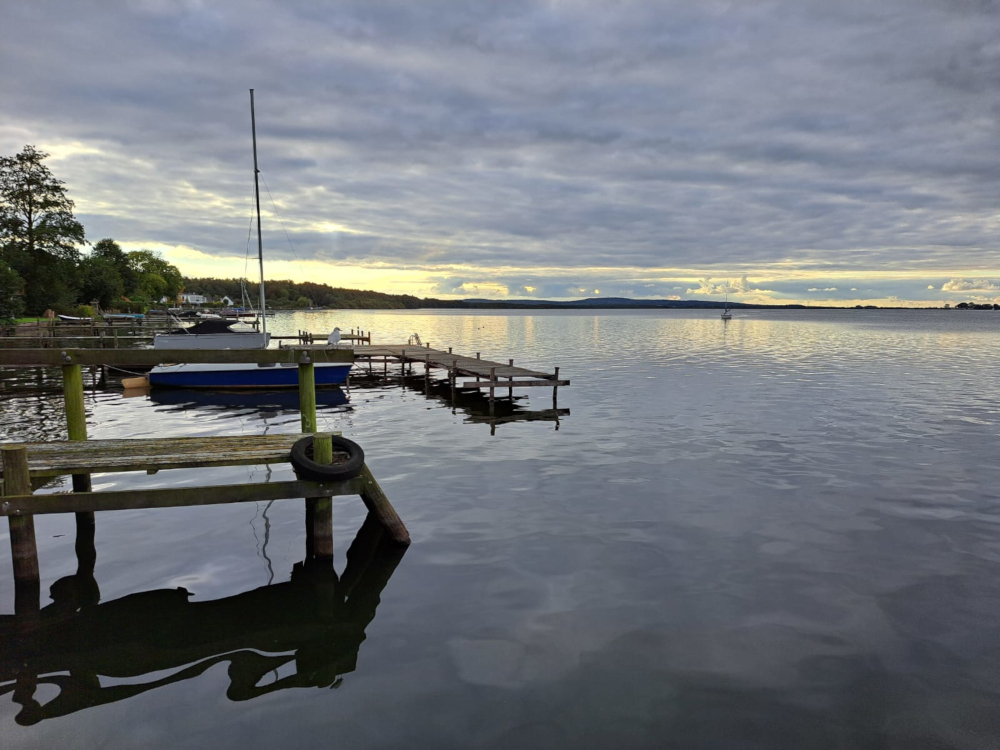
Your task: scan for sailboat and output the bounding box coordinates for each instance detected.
[148,91,352,389]
[721,294,732,320]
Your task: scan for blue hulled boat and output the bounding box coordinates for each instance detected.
[148,362,351,389]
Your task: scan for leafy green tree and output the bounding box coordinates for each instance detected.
[92,238,136,293]
[79,255,125,309]
[0,260,25,322]
[0,145,85,314]
[128,249,183,302]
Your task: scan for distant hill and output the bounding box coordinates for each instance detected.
[182,277,808,310]
[462,296,806,309]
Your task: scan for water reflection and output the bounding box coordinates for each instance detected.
[148,387,350,412]
[0,513,405,725]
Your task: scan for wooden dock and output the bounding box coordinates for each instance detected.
[296,343,569,406]
[1,346,409,645]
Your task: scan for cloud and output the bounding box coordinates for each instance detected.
[941,278,1000,292]
[686,275,772,296]
[2,1,1000,299]
[807,287,838,292]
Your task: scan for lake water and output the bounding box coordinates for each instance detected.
[3,308,1000,749]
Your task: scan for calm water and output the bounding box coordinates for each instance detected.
[3,309,1000,749]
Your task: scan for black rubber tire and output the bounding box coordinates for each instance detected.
[290,435,365,481]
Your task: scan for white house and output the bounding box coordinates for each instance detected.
[181,293,206,305]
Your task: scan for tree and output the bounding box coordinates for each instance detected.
[0,145,85,314]
[128,249,184,302]
[92,237,136,293]
[0,260,25,323]
[79,255,125,309]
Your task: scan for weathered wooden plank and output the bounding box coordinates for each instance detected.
[1,434,340,477]
[0,477,366,516]
[459,379,570,388]
[0,336,155,347]
[0,348,353,367]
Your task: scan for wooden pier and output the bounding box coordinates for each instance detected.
[0,346,409,634]
[302,342,569,409]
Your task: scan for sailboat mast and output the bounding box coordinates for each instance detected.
[249,89,267,337]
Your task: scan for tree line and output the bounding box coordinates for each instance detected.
[0,145,183,321]
[183,277,470,310]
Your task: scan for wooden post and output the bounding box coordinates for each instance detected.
[1,446,39,615]
[305,433,333,561]
[509,359,514,398]
[62,364,96,570]
[553,366,560,408]
[358,464,410,546]
[489,366,496,413]
[298,359,317,433]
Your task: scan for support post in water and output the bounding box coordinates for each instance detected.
[553,366,560,408]
[358,464,410,546]
[489,366,496,411]
[298,357,317,433]
[509,359,514,398]
[1,445,39,615]
[62,362,96,573]
[305,433,334,562]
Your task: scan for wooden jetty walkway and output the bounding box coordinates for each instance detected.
[299,342,570,406]
[0,346,409,632]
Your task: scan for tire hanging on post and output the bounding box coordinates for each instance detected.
[290,435,365,481]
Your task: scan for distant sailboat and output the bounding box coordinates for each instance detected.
[721,294,732,320]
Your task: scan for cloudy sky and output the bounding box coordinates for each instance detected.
[2,1,998,305]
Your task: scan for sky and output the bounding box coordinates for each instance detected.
[2,0,998,306]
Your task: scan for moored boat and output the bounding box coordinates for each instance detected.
[153,319,269,350]
[147,90,351,390]
[148,362,351,389]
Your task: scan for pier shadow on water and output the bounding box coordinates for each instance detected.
[0,512,405,726]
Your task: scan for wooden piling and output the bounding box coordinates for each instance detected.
[358,464,410,546]
[489,366,496,408]
[298,360,317,433]
[1,445,40,614]
[305,433,334,561]
[553,366,560,407]
[509,358,514,398]
[62,363,96,566]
